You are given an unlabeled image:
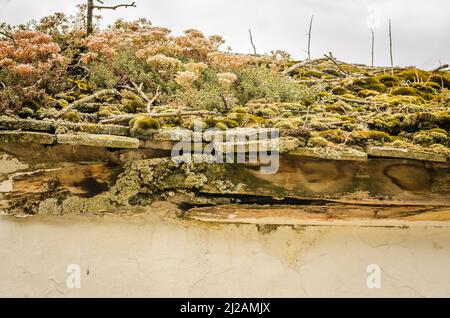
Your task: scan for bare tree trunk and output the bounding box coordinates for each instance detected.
[307,15,314,60]
[86,0,136,35]
[87,0,94,35]
[371,28,375,67]
[389,19,394,75]
[248,29,257,55]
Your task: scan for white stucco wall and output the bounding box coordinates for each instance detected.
[1,204,449,298]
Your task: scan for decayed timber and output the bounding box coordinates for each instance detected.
[198,156,450,206]
[185,205,450,227]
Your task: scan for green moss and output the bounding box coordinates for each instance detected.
[274,119,299,130]
[375,74,400,87]
[303,70,323,78]
[231,106,247,114]
[98,105,122,118]
[22,100,42,111]
[54,93,76,103]
[396,68,431,82]
[331,86,350,96]
[62,111,81,123]
[374,95,424,106]
[74,80,92,92]
[221,118,240,128]
[403,112,438,131]
[227,112,264,126]
[322,69,342,77]
[412,129,449,146]
[307,136,330,148]
[368,114,404,135]
[426,81,443,90]
[351,77,387,93]
[391,86,421,96]
[130,116,161,134]
[435,111,450,130]
[319,129,347,144]
[257,108,277,118]
[215,122,228,130]
[429,73,450,88]
[57,99,69,109]
[348,130,392,147]
[326,101,352,114]
[122,99,146,113]
[18,107,34,119]
[358,89,380,98]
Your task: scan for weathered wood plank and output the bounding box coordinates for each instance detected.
[185,204,450,227]
[199,156,450,206]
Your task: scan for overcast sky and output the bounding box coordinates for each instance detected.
[1,0,449,68]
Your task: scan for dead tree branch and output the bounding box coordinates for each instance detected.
[87,0,136,35]
[57,89,120,118]
[389,19,394,75]
[324,53,349,77]
[282,58,327,75]
[130,82,161,113]
[248,29,257,55]
[307,15,314,60]
[431,64,449,73]
[371,28,375,67]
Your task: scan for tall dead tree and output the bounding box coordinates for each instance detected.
[307,15,314,60]
[371,28,375,67]
[248,29,257,55]
[388,19,394,75]
[86,0,136,35]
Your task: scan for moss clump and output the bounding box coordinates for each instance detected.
[122,99,146,113]
[368,114,404,135]
[62,111,81,123]
[227,112,264,127]
[429,73,450,89]
[348,130,392,147]
[57,99,69,109]
[215,122,228,130]
[274,119,300,130]
[331,86,350,96]
[281,128,310,139]
[435,111,450,130]
[374,95,424,106]
[326,101,352,114]
[231,106,247,114]
[319,129,347,144]
[304,70,324,78]
[130,116,161,134]
[391,86,421,96]
[257,108,277,118]
[221,118,240,128]
[403,112,438,131]
[396,68,431,82]
[307,136,330,148]
[358,89,380,98]
[98,105,122,118]
[322,68,342,77]
[376,74,400,87]
[412,129,449,146]
[426,81,443,90]
[54,93,76,103]
[17,107,34,119]
[351,77,387,93]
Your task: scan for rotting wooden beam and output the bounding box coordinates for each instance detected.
[184,204,450,227]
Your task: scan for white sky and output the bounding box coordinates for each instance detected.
[1,0,449,69]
